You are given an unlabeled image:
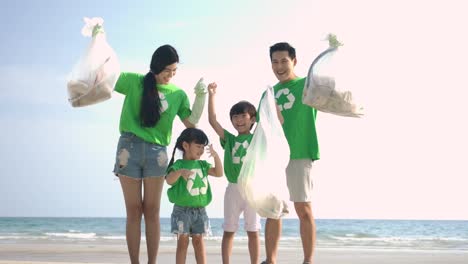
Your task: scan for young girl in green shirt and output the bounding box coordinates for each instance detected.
[166,128,223,264]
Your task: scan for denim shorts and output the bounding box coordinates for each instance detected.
[113,133,168,179]
[171,205,211,236]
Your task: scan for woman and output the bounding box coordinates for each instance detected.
[113,44,206,264]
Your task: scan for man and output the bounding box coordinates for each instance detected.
[262,42,319,264]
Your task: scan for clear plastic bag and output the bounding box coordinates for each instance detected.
[67,17,120,107]
[237,86,290,219]
[303,34,364,117]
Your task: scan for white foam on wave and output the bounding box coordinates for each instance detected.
[45,232,96,239]
[101,235,126,240]
[330,236,468,243]
[0,235,47,240]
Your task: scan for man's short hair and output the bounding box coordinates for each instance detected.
[269,42,296,61]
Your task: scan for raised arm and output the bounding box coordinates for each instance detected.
[207,144,223,177]
[184,78,207,128]
[207,82,225,140]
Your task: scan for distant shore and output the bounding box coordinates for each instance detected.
[1,241,468,264]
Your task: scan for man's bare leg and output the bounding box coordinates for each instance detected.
[264,218,281,264]
[295,202,315,264]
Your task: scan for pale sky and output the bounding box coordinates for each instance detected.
[1,0,467,220]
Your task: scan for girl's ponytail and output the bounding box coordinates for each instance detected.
[167,142,179,169]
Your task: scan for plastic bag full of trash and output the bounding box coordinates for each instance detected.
[302,34,364,117]
[67,17,120,107]
[237,86,290,219]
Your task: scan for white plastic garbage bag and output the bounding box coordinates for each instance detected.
[67,17,120,107]
[237,86,290,219]
[303,34,364,117]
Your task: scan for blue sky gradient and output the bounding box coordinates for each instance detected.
[1,0,467,220]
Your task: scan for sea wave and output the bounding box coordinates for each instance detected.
[1,218,467,251]
[45,232,97,239]
[319,235,468,250]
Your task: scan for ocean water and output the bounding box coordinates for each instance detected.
[1,217,467,251]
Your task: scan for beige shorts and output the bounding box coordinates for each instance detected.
[286,159,314,202]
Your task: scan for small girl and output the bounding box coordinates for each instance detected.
[166,127,223,264]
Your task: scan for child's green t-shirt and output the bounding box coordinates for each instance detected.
[220,129,253,183]
[167,159,212,207]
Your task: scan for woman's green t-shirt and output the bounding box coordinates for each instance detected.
[115,72,191,146]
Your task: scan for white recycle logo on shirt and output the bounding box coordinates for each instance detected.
[232,140,249,164]
[186,169,208,196]
[275,88,295,111]
[158,92,169,112]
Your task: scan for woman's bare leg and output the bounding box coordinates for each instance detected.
[142,176,165,264]
[120,176,143,264]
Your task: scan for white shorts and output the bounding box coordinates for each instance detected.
[223,183,261,232]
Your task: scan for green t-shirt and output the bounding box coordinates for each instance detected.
[115,72,192,146]
[220,130,253,183]
[272,77,320,160]
[167,159,212,207]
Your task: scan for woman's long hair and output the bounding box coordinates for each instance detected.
[141,45,179,127]
[168,128,209,168]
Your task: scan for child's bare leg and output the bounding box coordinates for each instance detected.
[247,231,260,264]
[176,234,189,264]
[222,231,235,264]
[192,234,206,264]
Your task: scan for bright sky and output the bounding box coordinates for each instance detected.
[1,0,467,220]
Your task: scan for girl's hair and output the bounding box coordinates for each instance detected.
[168,128,209,168]
[141,44,179,127]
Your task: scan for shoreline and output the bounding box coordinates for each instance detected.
[1,242,468,264]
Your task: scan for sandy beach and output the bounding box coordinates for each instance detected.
[1,241,468,264]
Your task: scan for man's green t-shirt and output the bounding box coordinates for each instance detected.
[115,72,191,146]
[273,77,320,160]
[167,159,212,208]
[220,130,253,183]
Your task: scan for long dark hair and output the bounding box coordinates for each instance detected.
[141,45,179,127]
[168,128,209,168]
